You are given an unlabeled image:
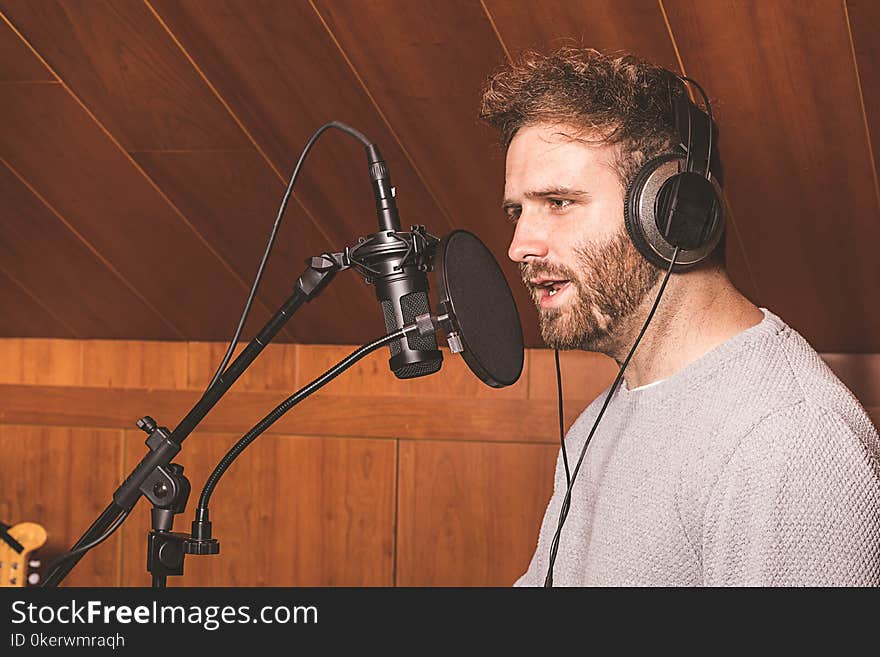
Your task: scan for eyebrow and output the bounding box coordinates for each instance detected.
[502,186,590,210]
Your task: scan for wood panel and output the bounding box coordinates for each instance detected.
[0,9,52,82]
[187,341,298,393]
[528,349,617,402]
[0,338,81,386]
[295,345,529,400]
[663,0,880,352]
[1,0,248,151]
[0,384,560,443]
[396,439,558,586]
[133,150,382,343]
[82,340,188,390]
[0,160,177,339]
[147,0,452,269]
[846,0,880,197]
[312,0,540,347]
[0,271,73,338]
[119,430,396,586]
[0,425,124,587]
[524,350,618,440]
[821,353,880,409]
[0,84,273,341]
[484,0,681,69]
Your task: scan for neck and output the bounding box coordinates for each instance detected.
[603,266,764,389]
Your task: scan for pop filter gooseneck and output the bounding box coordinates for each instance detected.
[433,230,524,388]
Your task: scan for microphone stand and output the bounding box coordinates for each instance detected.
[43,252,347,588]
[44,222,442,588]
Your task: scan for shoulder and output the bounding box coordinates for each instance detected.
[691,309,876,453]
[724,400,880,476]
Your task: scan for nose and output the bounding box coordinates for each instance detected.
[507,215,549,264]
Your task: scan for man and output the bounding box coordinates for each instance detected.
[480,48,880,586]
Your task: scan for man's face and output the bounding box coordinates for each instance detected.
[503,123,661,351]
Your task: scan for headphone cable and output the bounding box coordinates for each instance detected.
[543,246,680,587]
[555,349,571,488]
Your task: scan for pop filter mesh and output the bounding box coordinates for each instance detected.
[441,231,524,387]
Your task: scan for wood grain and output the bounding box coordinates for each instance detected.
[295,344,529,400]
[663,0,880,352]
[119,430,396,586]
[312,0,541,347]
[484,0,681,69]
[0,339,82,386]
[147,0,453,259]
[2,0,248,151]
[0,160,178,339]
[527,349,618,434]
[133,149,380,344]
[845,0,880,206]
[0,424,124,587]
[528,349,617,401]
[0,9,52,82]
[821,353,880,408]
[0,84,273,341]
[0,384,560,443]
[0,271,73,338]
[187,341,298,392]
[396,439,557,585]
[82,340,188,390]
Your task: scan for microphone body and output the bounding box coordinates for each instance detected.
[359,145,442,379]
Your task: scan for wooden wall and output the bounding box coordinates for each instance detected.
[0,338,877,586]
[3,1,880,352]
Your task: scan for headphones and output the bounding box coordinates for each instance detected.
[623,73,724,271]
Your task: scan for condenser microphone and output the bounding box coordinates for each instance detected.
[353,144,443,379]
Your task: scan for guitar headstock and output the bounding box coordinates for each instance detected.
[0,522,48,587]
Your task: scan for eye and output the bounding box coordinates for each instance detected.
[504,206,521,224]
[548,198,573,211]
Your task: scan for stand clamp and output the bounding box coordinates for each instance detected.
[132,417,219,587]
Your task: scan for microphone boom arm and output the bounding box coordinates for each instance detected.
[43,251,348,587]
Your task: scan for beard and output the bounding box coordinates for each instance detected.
[521,228,662,352]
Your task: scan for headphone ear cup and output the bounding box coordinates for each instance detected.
[624,153,724,270]
[624,154,682,270]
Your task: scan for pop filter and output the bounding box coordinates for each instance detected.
[434,230,524,388]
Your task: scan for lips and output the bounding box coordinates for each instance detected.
[529,278,572,308]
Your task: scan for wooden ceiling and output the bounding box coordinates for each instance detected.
[1,1,878,351]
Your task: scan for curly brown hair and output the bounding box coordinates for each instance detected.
[479,47,725,265]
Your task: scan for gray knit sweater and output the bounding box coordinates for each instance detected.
[516,308,880,586]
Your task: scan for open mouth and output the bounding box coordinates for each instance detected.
[530,278,572,307]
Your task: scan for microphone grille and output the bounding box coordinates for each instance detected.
[394,361,442,379]
[380,299,402,356]
[400,292,437,352]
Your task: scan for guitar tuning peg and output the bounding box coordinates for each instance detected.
[29,560,40,568]
[28,573,40,585]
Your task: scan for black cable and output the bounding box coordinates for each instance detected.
[543,246,680,587]
[44,509,130,581]
[196,328,407,514]
[204,122,373,396]
[554,349,571,488]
